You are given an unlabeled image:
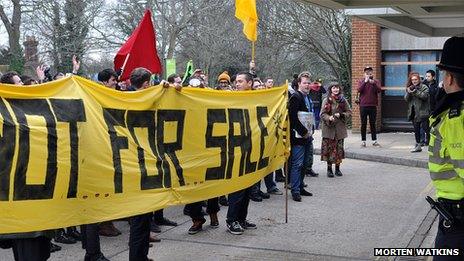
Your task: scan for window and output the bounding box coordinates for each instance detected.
[381,50,441,96]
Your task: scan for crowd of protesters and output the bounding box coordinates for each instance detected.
[0,55,445,261]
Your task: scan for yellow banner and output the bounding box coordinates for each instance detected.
[0,76,288,233]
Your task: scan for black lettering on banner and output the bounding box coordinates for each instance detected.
[205,109,227,181]
[103,108,128,193]
[226,109,246,178]
[9,99,58,200]
[50,99,86,198]
[0,98,16,201]
[126,110,163,190]
[256,106,269,169]
[156,110,185,187]
[243,109,257,174]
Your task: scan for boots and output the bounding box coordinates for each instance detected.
[210,212,219,228]
[188,218,206,235]
[99,221,121,237]
[335,165,343,176]
[327,164,334,178]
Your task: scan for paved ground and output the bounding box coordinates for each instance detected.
[1,131,438,261]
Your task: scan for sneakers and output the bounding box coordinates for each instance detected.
[149,235,161,242]
[258,190,270,199]
[50,242,62,253]
[361,141,366,148]
[150,222,161,233]
[239,220,257,230]
[411,144,422,153]
[188,218,206,235]
[292,194,302,202]
[219,195,228,206]
[249,193,263,202]
[54,229,77,244]
[300,189,313,196]
[268,187,283,195]
[372,141,381,147]
[305,169,319,177]
[227,221,244,235]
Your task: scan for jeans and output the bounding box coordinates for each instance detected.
[290,145,305,196]
[226,187,251,223]
[187,198,220,221]
[313,107,321,129]
[413,118,429,144]
[129,213,152,261]
[303,138,314,173]
[81,223,102,258]
[360,106,377,141]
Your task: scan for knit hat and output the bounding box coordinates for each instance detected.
[218,71,230,83]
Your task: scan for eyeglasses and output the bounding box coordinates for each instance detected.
[219,81,229,84]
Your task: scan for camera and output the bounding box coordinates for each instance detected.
[369,75,373,80]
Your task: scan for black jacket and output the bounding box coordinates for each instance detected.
[423,79,439,112]
[289,91,310,146]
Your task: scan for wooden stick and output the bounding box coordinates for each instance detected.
[252,41,255,62]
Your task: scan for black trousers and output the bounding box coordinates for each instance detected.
[434,215,464,260]
[360,106,377,141]
[226,187,251,224]
[187,198,220,221]
[129,213,152,261]
[413,118,430,144]
[81,223,101,259]
[12,236,51,261]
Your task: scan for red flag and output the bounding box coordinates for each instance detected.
[114,10,162,80]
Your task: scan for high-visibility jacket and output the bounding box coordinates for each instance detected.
[428,90,464,200]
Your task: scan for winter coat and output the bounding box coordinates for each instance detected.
[404,83,430,122]
[320,95,351,140]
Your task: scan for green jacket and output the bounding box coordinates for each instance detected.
[404,83,430,122]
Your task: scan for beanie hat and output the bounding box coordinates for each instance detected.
[218,71,230,83]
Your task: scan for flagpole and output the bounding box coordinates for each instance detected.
[251,41,255,61]
[119,53,131,80]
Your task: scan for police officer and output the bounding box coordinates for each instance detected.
[428,36,464,259]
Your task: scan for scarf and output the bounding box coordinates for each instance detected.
[324,93,346,113]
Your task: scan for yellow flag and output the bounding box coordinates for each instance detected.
[235,0,258,42]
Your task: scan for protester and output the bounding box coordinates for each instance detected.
[308,78,326,130]
[320,82,351,178]
[357,66,381,147]
[216,71,232,90]
[126,67,156,261]
[404,72,430,153]
[97,69,119,90]
[421,69,438,146]
[0,71,54,261]
[288,72,315,202]
[226,71,258,235]
[264,78,274,89]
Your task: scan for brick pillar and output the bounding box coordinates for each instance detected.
[351,17,382,134]
[23,36,39,77]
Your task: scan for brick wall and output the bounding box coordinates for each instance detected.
[351,17,382,133]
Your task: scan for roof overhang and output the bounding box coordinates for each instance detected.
[302,0,464,37]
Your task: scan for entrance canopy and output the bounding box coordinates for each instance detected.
[304,0,464,37]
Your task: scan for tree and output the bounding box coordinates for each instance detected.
[23,0,104,74]
[0,0,24,72]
